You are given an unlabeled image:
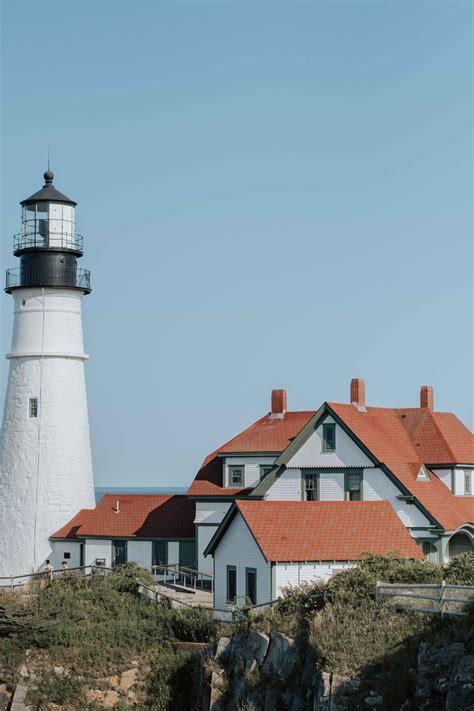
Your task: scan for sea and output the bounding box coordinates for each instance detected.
[94,486,187,503]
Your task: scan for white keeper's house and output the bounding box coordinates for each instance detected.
[188,382,473,607]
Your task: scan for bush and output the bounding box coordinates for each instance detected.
[104,561,156,594]
[309,599,428,677]
[274,580,327,617]
[327,555,443,603]
[145,650,200,710]
[444,553,474,584]
[168,606,217,642]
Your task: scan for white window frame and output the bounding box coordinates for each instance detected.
[229,466,244,487]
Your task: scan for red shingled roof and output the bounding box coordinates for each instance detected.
[234,500,423,562]
[51,494,195,539]
[187,411,314,496]
[327,403,474,530]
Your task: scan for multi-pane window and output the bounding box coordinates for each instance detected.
[346,472,362,501]
[229,466,244,486]
[152,541,167,569]
[304,473,317,501]
[246,568,257,605]
[260,465,273,480]
[112,540,127,567]
[465,471,472,495]
[29,398,38,418]
[322,423,336,452]
[226,565,237,602]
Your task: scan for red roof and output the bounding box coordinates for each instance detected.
[328,403,474,530]
[51,494,195,539]
[235,500,423,562]
[187,411,314,496]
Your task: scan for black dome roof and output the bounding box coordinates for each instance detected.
[21,170,77,206]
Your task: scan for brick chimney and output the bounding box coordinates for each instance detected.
[420,386,434,410]
[271,389,287,418]
[350,378,366,410]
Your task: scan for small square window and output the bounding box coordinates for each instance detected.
[63,552,71,560]
[29,398,38,418]
[322,423,336,451]
[229,466,244,486]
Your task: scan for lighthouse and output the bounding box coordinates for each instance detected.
[0,169,95,577]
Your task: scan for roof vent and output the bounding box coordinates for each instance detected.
[114,499,120,513]
[420,386,434,411]
[271,389,287,419]
[350,378,366,412]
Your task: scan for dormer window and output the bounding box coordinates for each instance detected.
[229,466,244,486]
[322,423,336,452]
[465,471,472,495]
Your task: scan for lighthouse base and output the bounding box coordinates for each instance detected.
[0,355,95,578]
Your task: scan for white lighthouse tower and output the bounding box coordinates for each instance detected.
[0,169,95,577]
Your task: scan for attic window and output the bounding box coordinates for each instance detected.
[417,465,431,481]
[322,423,336,452]
[229,466,244,486]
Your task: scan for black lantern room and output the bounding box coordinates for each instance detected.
[5,170,91,294]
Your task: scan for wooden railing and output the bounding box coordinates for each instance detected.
[0,564,111,591]
[152,563,214,593]
[375,581,474,616]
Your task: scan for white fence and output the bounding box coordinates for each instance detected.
[375,581,474,616]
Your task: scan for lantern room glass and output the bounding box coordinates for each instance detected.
[21,202,76,250]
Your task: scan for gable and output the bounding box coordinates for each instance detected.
[286,416,372,469]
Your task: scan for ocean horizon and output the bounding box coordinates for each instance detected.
[94,486,187,503]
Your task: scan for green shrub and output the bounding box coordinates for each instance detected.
[145,650,200,710]
[444,553,474,584]
[274,580,327,617]
[27,675,84,706]
[309,599,428,676]
[103,561,156,594]
[327,555,442,603]
[168,606,217,642]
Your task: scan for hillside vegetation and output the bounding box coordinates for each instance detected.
[0,555,473,709]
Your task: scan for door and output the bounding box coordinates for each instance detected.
[179,541,196,570]
[112,540,127,567]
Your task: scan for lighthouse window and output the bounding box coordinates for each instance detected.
[29,398,38,418]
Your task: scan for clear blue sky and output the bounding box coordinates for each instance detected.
[1,1,472,487]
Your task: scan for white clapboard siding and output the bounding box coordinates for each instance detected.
[168,542,180,566]
[194,501,232,525]
[265,468,302,500]
[214,513,271,609]
[85,539,112,568]
[319,472,344,500]
[432,469,452,492]
[453,469,465,495]
[224,457,277,489]
[128,541,152,569]
[50,541,81,569]
[198,525,219,575]
[363,468,430,530]
[287,418,372,469]
[275,562,354,596]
